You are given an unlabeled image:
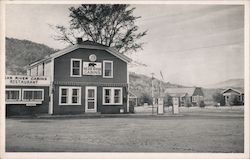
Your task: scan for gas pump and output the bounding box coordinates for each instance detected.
[172,97,179,114]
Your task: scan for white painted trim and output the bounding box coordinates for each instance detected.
[85,86,97,113]
[6,101,42,105]
[28,44,132,68]
[22,89,44,101]
[59,86,81,105]
[103,60,113,78]
[127,65,129,113]
[49,58,54,115]
[70,58,82,77]
[102,87,123,105]
[5,88,22,101]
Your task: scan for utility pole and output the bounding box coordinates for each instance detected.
[151,73,154,115]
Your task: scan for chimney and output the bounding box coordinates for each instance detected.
[77,38,83,44]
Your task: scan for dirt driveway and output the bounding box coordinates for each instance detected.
[6,111,244,152]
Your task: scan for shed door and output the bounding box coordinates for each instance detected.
[85,86,97,113]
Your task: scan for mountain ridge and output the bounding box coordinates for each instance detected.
[205,78,244,89]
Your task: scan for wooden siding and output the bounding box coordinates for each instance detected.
[52,85,128,114]
[53,48,127,84]
[6,85,49,116]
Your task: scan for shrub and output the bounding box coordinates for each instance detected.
[139,93,152,105]
[199,101,205,108]
[212,92,225,106]
[187,102,192,108]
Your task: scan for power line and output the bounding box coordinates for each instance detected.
[156,41,243,54]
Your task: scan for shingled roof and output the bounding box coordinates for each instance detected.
[28,40,132,68]
[165,87,197,96]
[221,88,244,94]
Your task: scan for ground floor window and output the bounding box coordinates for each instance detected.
[22,89,44,101]
[59,87,81,105]
[6,89,21,101]
[103,87,123,105]
[192,96,198,102]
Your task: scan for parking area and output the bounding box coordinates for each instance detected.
[6,107,244,152]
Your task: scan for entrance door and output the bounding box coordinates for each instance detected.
[85,86,97,113]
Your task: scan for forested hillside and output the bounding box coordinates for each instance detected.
[6,37,56,75]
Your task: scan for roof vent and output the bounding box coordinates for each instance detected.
[77,38,83,44]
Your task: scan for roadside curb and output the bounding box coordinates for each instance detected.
[7,113,184,119]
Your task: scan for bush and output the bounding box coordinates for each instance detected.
[199,101,205,108]
[139,93,152,105]
[187,102,192,108]
[229,95,242,106]
[212,92,225,106]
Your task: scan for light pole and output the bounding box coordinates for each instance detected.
[151,73,154,115]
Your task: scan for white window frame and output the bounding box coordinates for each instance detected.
[102,87,123,105]
[6,88,21,101]
[103,60,113,78]
[192,96,198,102]
[22,89,44,101]
[70,58,82,77]
[59,86,81,105]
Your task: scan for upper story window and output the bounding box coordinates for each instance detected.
[70,59,82,77]
[103,60,113,78]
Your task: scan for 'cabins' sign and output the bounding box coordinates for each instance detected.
[6,75,50,86]
[83,62,102,75]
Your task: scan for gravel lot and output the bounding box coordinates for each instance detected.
[6,108,244,152]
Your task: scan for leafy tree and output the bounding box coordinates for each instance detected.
[51,4,147,54]
[139,93,152,105]
[212,92,225,106]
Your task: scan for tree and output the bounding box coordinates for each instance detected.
[212,92,225,106]
[51,4,147,54]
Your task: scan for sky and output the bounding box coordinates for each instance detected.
[5,4,244,87]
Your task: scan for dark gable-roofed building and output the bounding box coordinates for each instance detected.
[6,39,132,115]
[165,87,204,107]
[221,88,244,106]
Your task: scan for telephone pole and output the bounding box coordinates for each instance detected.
[151,73,154,115]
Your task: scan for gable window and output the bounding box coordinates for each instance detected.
[103,87,122,105]
[6,89,21,101]
[59,87,81,105]
[103,61,113,78]
[71,59,82,77]
[22,89,44,101]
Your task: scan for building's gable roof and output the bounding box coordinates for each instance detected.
[165,87,197,96]
[168,92,188,97]
[221,88,244,95]
[29,41,132,67]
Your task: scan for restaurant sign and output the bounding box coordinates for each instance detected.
[83,62,102,75]
[5,75,50,86]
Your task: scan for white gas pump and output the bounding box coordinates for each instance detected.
[172,97,179,114]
